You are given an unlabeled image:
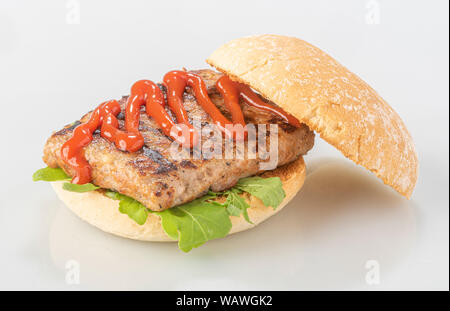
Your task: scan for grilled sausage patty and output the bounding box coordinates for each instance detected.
[43,70,314,211]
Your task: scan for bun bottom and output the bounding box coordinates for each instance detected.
[51,156,306,242]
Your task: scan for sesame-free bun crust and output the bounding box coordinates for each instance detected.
[207,34,418,198]
[51,156,306,242]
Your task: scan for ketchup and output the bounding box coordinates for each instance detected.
[216,76,301,128]
[60,71,300,184]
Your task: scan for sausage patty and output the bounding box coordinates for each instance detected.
[43,70,314,211]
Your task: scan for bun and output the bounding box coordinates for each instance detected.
[207,34,418,198]
[51,156,306,242]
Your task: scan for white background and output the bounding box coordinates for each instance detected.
[0,0,448,290]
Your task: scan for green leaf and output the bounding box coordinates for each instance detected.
[225,190,252,224]
[62,182,100,193]
[103,190,149,225]
[32,167,70,182]
[117,195,149,225]
[104,190,120,200]
[207,190,219,197]
[236,176,285,209]
[33,167,100,193]
[156,198,232,252]
[201,192,218,202]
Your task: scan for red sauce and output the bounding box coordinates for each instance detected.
[61,70,300,184]
[216,75,301,128]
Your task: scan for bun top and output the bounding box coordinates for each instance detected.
[207,34,418,198]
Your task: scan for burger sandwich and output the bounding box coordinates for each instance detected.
[33,35,418,252]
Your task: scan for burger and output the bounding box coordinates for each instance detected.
[33,35,418,252]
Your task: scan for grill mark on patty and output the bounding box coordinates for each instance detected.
[157,83,167,94]
[179,160,197,169]
[266,116,297,133]
[53,121,80,136]
[68,120,81,130]
[117,111,125,120]
[142,147,177,174]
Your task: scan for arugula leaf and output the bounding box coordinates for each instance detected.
[118,196,148,225]
[104,190,120,200]
[236,176,285,209]
[104,191,149,225]
[104,190,232,251]
[156,198,232,252]
[200,192,218,202]
[62,182,100,193]
[225,190,252,224]
[32,167,70,181]
[33,167,100,193]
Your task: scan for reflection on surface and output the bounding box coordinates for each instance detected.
[48,158,416,290]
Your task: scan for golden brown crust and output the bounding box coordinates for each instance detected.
[206,34,418,198]
[51,156,306,241]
